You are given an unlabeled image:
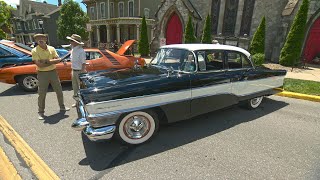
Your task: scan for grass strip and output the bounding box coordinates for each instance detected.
[284,78,320,96]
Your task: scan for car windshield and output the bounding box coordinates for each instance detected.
[150,48,196,72]
[14,43,32,51]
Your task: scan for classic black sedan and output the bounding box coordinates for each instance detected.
[72,44,287,145]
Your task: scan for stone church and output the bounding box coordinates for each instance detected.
[84,0,320,63]
[151,0,320,63]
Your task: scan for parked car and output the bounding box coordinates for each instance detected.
[0,41,32,68]
[0,40,145,91]
[0,40,68,68]
[71,44,287,145]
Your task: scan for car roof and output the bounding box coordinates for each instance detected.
[161,44,251,57]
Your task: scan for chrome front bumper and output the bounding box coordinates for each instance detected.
[71,99,116,141]
[84,125,116,141]
[72,117,116,141]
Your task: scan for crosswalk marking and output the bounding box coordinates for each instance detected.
[0,115,60,180]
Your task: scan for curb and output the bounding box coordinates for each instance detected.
[276,91,320,102]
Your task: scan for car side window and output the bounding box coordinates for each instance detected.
[180,52,195,72]
[85,52,91,60]
[242,55,252,68]
[226,51,251,69]
[197,50,224,71]
[88,52,103,60]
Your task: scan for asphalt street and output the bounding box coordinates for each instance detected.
[0,82,319,180]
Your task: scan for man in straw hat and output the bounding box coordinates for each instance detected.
[66,34,86,107]
[31,34,70,120]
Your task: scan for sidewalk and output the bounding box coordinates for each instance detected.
[283,64,320,82]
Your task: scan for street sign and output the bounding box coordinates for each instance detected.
[86,23,91,31]
[160,38,166,47]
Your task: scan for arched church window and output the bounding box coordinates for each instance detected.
[211,0,221,35]
[222,0,239,36]
[240,0,255,36]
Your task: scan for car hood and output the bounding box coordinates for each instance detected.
[80,66,165,88]
[78,66,191,104]
[116,40,135,55]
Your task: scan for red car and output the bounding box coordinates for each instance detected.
[0,40,145,91]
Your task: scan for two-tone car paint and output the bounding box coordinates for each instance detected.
[72,44,286,144]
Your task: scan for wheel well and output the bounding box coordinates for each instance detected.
[14,75,22,83]
[14,74,36,83]
[117,107,169,125]
[149,107,168,125]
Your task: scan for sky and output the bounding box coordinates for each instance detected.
[3,0,87,12]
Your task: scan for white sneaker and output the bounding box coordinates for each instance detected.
[38,113,45,120]
[72,104,77,108]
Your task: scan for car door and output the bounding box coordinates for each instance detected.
[190,50,235,117]
[56,53,72,80]
[225,51,254,97]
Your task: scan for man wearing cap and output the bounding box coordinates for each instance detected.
[66,34,86,107]
[31,34,70,120]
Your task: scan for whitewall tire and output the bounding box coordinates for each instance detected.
[247,96,264,109]
[117,111,159,145]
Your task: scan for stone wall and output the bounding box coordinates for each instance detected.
[250,0,288,61]
[150,0,320,61]
[189,0,211,38]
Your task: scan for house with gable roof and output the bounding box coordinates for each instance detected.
[10,0,64,47]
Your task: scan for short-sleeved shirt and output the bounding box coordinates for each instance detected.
[70,45,86,70]
[31,45,58,72]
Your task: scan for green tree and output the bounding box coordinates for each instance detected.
[138,16,149,56]
[0,1,13,39]
[57,0,89,41]
[252,53,265,66]
[279,0,309,66]
[249,16,265,55]
[184,15,197,43]
[201,14,212,44]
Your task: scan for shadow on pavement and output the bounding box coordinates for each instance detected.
[78,97,288,178]
[0,82,73,97]
[43,111,69,124]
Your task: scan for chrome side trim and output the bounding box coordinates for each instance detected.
[85,89,191,114]
[84,76,284,115]
[87,112,121,128]
[84,125,116,141]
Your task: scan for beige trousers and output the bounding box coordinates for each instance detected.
[72,70,81,97]
[37,70,65,113]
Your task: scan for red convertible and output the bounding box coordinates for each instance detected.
[0,40,145,91]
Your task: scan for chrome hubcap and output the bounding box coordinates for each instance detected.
[251,97,262,106]
[124,115,150,139]
[23,76,38,89]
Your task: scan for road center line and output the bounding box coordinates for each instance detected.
[0,145,22,180]
[0,115,60,180]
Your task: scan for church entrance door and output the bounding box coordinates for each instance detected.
[304,17,320,63]
[166,13,183,45]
